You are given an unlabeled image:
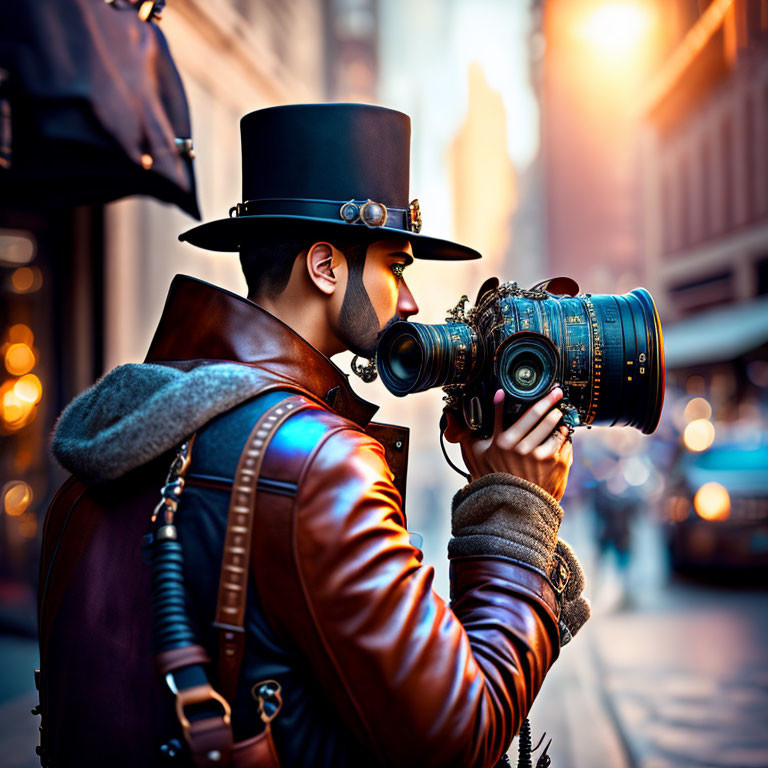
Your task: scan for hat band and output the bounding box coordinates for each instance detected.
[229,197,422,233]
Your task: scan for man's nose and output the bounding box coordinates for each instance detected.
[397,281,419,319]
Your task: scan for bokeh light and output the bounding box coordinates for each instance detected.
[683,397,712,423]
[683,419,715,452]
[693,482,731,522]
[0,380,37,431]
[0,231,36,266]
[10,266,43,293]
[3,480,33,517]
[4,343,35,376]
[621,455,650,486]
[7,324,34,346]
[13,374,43,404]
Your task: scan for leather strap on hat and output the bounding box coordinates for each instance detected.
[228,197,422,234]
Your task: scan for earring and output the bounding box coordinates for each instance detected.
[351,355,378,383]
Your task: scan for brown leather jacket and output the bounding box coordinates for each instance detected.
[40,275,561,768]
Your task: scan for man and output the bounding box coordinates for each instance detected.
[39,104,588,768]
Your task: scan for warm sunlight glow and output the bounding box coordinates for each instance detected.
[577,2,654,57]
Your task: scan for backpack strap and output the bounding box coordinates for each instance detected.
[214,394,313,703]
[156,395,311,768]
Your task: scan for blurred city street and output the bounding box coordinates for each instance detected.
[2,0,768,766]
[529,508,768,768]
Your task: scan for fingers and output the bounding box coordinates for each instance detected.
[558,435,574,467]
[500,387,563,445]
[515,407,562,454]
[492,389,505,437]
[532,429,564,460]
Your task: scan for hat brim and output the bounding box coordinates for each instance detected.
[178,214,481,261]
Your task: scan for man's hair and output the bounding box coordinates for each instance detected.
[240,231,368,299]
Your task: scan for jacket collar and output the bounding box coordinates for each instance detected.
[144,274,379,427]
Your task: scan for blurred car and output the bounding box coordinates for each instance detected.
[663,443,768,575]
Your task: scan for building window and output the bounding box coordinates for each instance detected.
[700,137,711,240]
[745,95,757,222]
[680,154,691,247]
[669,271,734,313]
[662,172,673,254]
[763,84,768,216]
[720,116,734,232]
[757,256,768,296]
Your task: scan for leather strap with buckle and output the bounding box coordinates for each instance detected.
[226,196,423,233]
[214,395,313,703]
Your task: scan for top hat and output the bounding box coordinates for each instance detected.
[179,103,480,261]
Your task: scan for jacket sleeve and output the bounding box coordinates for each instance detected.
[274,427,561,768]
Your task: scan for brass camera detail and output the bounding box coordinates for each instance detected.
[376,277,665,439]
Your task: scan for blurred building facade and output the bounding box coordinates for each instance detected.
[640,0,768,319]
[536,0,657,294]
[0,0,330,586]
[638,0,768,422]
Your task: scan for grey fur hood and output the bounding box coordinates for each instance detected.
[51,362,284,484]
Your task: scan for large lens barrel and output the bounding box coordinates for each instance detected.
[587,288,665,434]
[377,321,480,396]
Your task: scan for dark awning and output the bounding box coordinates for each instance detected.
[0,0,199,218]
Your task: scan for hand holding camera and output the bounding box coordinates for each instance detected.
[444,385,573,500]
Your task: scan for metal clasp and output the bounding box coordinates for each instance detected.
[251,680,282,725]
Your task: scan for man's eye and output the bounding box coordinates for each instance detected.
[390,263,406,280]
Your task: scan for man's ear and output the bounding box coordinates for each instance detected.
[306,242,339,295]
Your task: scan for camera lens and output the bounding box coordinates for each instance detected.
[498,334,558,401]
[377,321,480,396]
[510,357,541,391]
[388,335,422,388]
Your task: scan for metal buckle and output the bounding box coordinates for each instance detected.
[174,684,232,738]
[251,679,282,724]
[407,198,422,233]
[548,551,570,595]
[339,199,388,228]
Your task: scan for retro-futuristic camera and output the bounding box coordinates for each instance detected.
[376,277,665,439]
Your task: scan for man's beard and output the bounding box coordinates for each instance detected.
[337,255,400,358]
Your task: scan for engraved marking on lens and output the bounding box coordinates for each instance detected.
[585,297,602,425]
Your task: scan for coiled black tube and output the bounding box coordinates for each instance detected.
[517,718,532,768]
[151,532,196,652]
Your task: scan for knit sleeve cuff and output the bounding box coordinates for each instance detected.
[449,473,564,575]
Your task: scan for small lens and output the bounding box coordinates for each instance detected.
[498,335,557,401]
[388,335,422,387]
[512,359,540,390]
